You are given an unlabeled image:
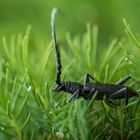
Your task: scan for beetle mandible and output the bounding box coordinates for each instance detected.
[51,8,139,104]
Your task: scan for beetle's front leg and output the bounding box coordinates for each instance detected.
[67,90,80,103]
[115,76,131,85]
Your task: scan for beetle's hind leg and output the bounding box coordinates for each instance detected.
[109,88,127,99]
[105,99,120,108]
[109,87,129,105]
[109,87,129,118]
[115,75,131,85]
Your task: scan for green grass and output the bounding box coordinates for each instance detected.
[0,21,140,140]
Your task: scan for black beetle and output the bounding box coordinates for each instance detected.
[51,8,139,104]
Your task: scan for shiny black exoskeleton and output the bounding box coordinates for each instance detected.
[51,8,139,103]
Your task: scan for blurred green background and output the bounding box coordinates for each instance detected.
[0,0,140,43]
[1,1,140,139]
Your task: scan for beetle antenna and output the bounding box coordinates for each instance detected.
[51,8,62,85]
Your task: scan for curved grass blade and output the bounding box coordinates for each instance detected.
[21,113,31,130]
[123,18,140,49]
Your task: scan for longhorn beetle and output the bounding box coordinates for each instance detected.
[51,8,139,105]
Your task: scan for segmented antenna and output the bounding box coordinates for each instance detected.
[51,8,62,85]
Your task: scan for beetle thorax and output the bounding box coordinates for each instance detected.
[63,82,82,94]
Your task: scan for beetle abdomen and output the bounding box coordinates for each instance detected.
[93,83,139,100]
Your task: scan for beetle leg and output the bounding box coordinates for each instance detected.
[83,74,94,92]
[109,87,129,117]
[84,73,95,84]
[115,76,131,85]
[109,87,127,99]
[88,87,96,99]
[125,92,129,119]
[84,87,96,100]
[84,73,99,90]
[83,74,97,99]
[105,99,119,108]
[67,90,80,103]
